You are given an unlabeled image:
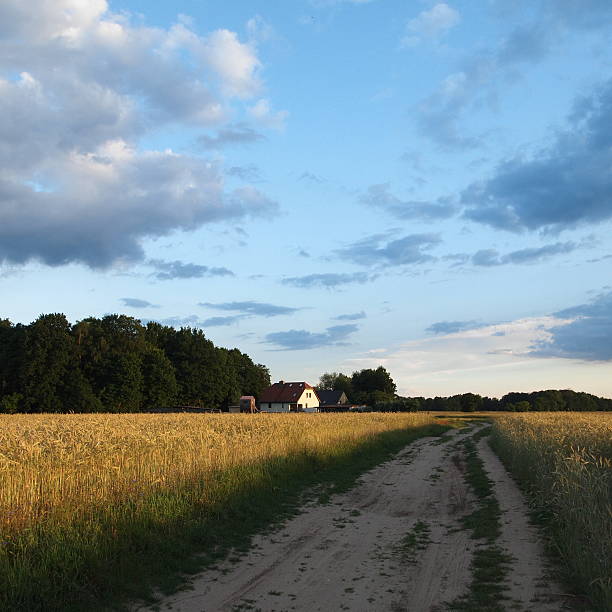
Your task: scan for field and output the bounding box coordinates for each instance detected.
[1,411,610,612]
[490,413,612,610]
[0,412,443,611]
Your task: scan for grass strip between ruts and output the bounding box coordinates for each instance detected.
[447,427,513,612]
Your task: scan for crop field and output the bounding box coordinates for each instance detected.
[490,413,612,610]
[0,412,442,611]
[1,411,610,612]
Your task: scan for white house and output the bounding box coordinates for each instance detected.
[258,381,320,413]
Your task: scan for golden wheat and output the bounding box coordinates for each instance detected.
[0,413,433,532]
[490,412,612,610]
[0,411,440,610]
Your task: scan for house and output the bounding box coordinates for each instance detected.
[316,390,348,407]
[258,381,320,413]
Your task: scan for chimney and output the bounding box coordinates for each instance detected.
[279,380,284,384]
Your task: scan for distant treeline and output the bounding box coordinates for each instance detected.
[317,371,611,412]
[376,390,612,412]
[0,314,270,413]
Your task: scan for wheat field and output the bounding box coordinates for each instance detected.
[0,412,440,610]
[490,412,612,610]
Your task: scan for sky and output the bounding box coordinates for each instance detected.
[1,0,611,398]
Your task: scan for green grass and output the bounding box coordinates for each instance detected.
[396,520,432,565]
[1,422,449,612]
[448,429,513,611]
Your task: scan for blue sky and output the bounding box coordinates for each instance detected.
[1,0,611,398]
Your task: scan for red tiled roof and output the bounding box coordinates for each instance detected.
[259,381,315,403]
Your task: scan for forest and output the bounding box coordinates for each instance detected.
[0,314,270,413]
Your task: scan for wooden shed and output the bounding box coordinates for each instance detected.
[239,395,257,413]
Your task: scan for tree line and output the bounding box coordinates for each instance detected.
[0,314,270,413]
[317,370,612,412]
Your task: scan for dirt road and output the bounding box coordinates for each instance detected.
[139,426,572,612]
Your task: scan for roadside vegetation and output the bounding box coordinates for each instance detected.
[448,428,512,611]
[490,413,612,611]
[0,412,447,611]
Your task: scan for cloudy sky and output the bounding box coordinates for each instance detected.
[1,0,611,398]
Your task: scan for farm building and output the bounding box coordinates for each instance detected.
[258,381,320,413]
[239,395,257,413]
[317,390,348,408]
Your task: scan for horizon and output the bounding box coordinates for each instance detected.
[1,0,611,399]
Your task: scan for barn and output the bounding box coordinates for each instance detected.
[258,381,320,413]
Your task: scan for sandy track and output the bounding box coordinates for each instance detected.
[477,437,571,611]
[138,427,574,612]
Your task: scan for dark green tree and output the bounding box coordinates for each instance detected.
[21,314,75,413]
[351,366,396,405]
[317,372,354,400]
[141,345,178,410]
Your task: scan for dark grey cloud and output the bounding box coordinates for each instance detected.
[199,301,301,317]
[360,184,456,221]
[462,78,612,232]
[201,315,245,327]
[471,249,500,267]
[532,290,612,361]
[502,242,578,264]
[149,259,234,281]
[426,320,484,334]
[121,298,157,309]
[470,242,578,267]
[334,311,366,321]
[336,233,440,267]
[265,324,358,350]
[282,272,375,289]
[197,124,265,149]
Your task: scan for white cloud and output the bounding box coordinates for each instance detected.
[198,29,262,99]
[403,3,461,47]
[248,98,289,129]
[0,0,279,269]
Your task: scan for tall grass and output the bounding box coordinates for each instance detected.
[489,413,612,610]
[0,412,441,611]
